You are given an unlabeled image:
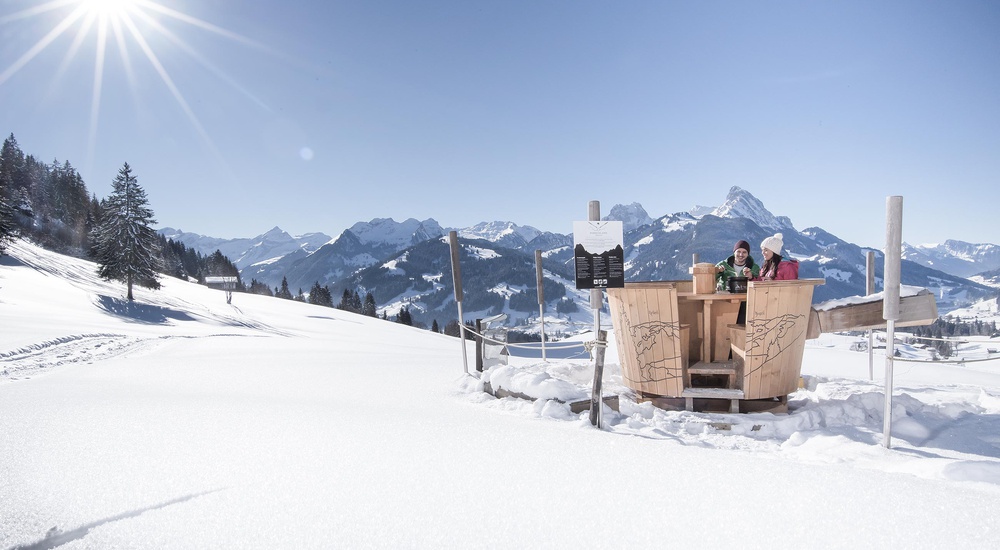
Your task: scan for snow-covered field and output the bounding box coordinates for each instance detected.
[3,239,1000,549]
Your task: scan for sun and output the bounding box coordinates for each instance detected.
[0,0,271,175]
[80,0,139,18]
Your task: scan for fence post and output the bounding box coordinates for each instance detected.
[449,231,469,375]
[588,200,605,428]
[475,318,484,372]
[866,250,876,381]
[535,249,547,361]
[883,196,903,448]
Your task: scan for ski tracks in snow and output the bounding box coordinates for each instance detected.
[2,333,167,382]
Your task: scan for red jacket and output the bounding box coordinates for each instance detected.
[755,259,799,281]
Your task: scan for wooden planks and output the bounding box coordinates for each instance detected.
[812,291,938,333]
[607,283,685,397]
[741,279,823,400]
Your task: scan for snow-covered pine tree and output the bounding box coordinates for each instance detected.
[91,162,161,301]
[0,135,24,253]
[0,192,16,254]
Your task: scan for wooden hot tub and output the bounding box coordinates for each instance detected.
[607,279,824,412]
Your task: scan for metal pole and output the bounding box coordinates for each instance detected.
[588,200,604,428]
[882,196,903,448]
[866,250,876,381]
[535,249,547,361]
[449,231,469,375]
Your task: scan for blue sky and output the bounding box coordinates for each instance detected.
[1,0,997,247]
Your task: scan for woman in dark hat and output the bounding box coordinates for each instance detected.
[715,239,760,291]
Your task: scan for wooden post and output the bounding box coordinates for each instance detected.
[590,330,608,425]
[449,231,469,375]
[535,249,547,361]
[883,196,903,448]
[588,200,604,428]
[475,319,484,372]
[866,250,875,381]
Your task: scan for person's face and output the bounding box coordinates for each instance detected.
[761,247,774,261]
[734,248,748,263]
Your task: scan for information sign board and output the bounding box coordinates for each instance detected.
[573,221,624,289]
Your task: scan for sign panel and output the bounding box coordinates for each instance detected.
[573,221,625,289]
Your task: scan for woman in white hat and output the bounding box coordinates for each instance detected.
[754,233,799,281]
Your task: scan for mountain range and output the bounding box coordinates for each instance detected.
[159,187,1000,327]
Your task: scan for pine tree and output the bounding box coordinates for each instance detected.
[276,276,293,299]
[0,193,16,254]
[0,134,28,199]
[247,279,274,296]
[337,289,356,312]
[362,292,377,317]
[308,281,333,307]
[91,163,161,301]
[443,320,462,337]
[396,306,413,326]
[0,134,24,253]
[431,319,439,333]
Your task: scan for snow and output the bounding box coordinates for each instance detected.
[814,285,928,312]
[658,216,696,233]
[819,266,853,282]
[465,244,500,260]
[3,239,1000,549]
[948,298,1000,324]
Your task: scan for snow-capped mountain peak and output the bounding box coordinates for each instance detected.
[458,221,542,249]
[710,186,793,232]
[347,218,444,246]
[603,202,654,233]
[902,240,1000,278]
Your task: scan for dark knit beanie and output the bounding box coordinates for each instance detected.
[734,240,750,252]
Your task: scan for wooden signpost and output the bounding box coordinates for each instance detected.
[883,196,903,448]
[573,201,624,428]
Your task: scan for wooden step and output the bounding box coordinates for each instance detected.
[687,362,737,375]
[681,388,745,399]
[682,387,744,413]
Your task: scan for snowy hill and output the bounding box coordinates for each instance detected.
[3,238,1000,548]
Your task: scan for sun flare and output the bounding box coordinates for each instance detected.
[81,0,138,18]
[0,0,270,175]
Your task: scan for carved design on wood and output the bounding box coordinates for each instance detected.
[611,291,683,384]
[745,313,805,376]
[628,320,683,383]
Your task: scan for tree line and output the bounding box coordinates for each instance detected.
[901,315,1000,358]
[0,134,242,296]
[0,133,456,332]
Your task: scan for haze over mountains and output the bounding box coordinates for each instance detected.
[159,187,1000,327]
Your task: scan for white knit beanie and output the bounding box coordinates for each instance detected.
[761,233,784,253]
